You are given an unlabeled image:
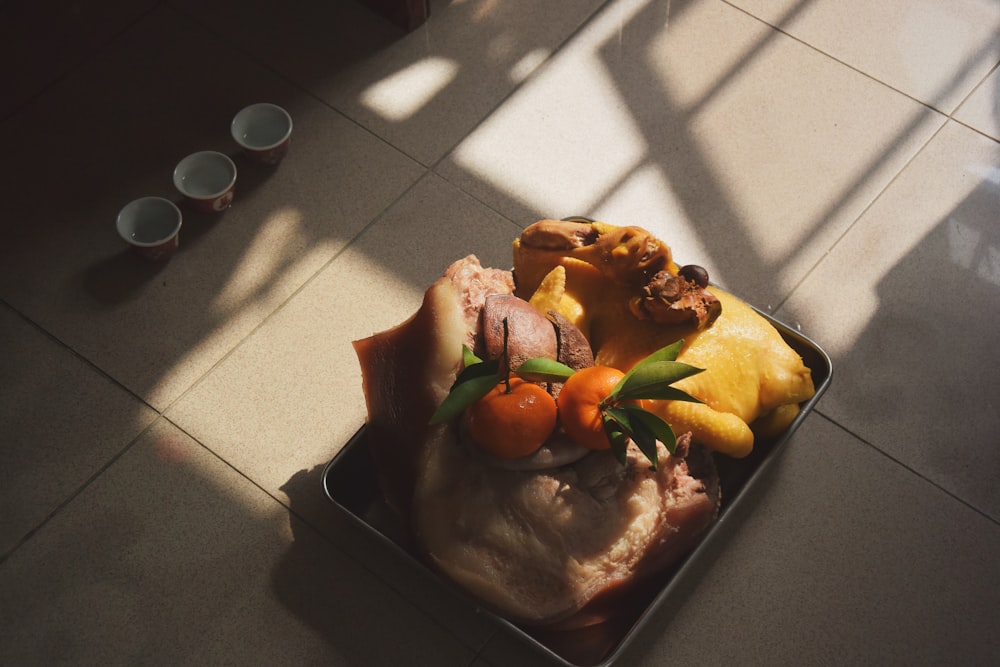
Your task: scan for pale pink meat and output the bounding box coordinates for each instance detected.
[412,430,718,626]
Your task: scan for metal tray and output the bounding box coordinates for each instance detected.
[323,309,832,665]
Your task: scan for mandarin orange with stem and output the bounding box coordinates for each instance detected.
[557,365,632,450]
[466,378,558,459]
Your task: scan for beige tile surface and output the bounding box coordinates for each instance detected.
[0,419,474,665]
[731,0,1000,113]
[955,65,1000,141]
[172,0,607,165]
[0,304,157,557]
[625,415,1000,664]
[781,120,1000,519]
[0,5,424,410]
[438,0,944,306]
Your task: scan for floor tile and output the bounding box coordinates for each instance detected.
[0,0,158,119]
[0,419,474,666]
[634,415,1000,665]
[481,415,1000,666]
[730,0,1000,114]
[172,0,606,165]
[0,5,424,410]
[437,0,944,307]
[780,120,1000,519]
[0,304,157,557]
[955,65,1000,142]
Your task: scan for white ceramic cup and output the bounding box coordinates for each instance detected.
[173,150,237,212]
[116,196,183,261]
[231,103,292,165]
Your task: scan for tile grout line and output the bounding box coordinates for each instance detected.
[3,261,490,649]
[721,0,999,121]
[0,298,158,415]
[1,0,554,578]
[158,0,629,442]
[717,2,997,315]
[0,147,412,562]
[812,410,1000,528]
[426,0,626,233]
[950,117,1000,145]
[1,1,167,124]
[426,0,621,174]
[154,169,433,419]
[0,417,163,566]
[92,5,448,415]
[947,58,1000,145]
[721,0,938,113]
[164,0,435,170]
[772,115,951,313]
[0,302,172,564]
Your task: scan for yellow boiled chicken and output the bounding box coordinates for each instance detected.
[513,219,815,458]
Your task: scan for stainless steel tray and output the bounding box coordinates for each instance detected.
[323,309,832,666]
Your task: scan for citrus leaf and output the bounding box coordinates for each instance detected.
[618,340,685,386]
[429,373,498,424]
[628,415,660,470]
[611,340,688,400]
[612,360,703,401]
[623,404,677,455]
[452,357,500,388]
[602,410,630,466]
[514,357,576,383]
[462,345,482,367]
[623,385,704,403]
[604,405,633,429]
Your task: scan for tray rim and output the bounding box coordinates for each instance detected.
[323,308,832,666]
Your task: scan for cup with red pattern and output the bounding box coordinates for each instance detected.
[172,150,237,213]
[230,103,292,165]
[116,196,183,261]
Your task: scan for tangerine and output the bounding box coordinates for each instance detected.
[466,378,557,459]
[557,365,628,450]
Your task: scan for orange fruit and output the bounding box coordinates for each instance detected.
[557,366,627,450]
[466,378,558,459]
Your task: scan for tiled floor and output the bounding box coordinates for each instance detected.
[2,0,998,664]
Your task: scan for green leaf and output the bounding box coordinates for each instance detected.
[452,357,500,388]
[628,415,660,470]
[623,385,704,403]
[612,360,703,401]
[514,357,576,383]
[603,405,668,469]
[602,409,630,466]
[604,405,633,430]
[612,340,686,399]
[623,404,677,455]
[429,373,498,424]
[626,340,685,373]
[462,345,482,367]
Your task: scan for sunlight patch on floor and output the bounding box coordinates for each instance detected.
[451,0,652,216]
[360,56,460,123]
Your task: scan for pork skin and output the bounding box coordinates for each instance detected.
[412,429,719,626]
